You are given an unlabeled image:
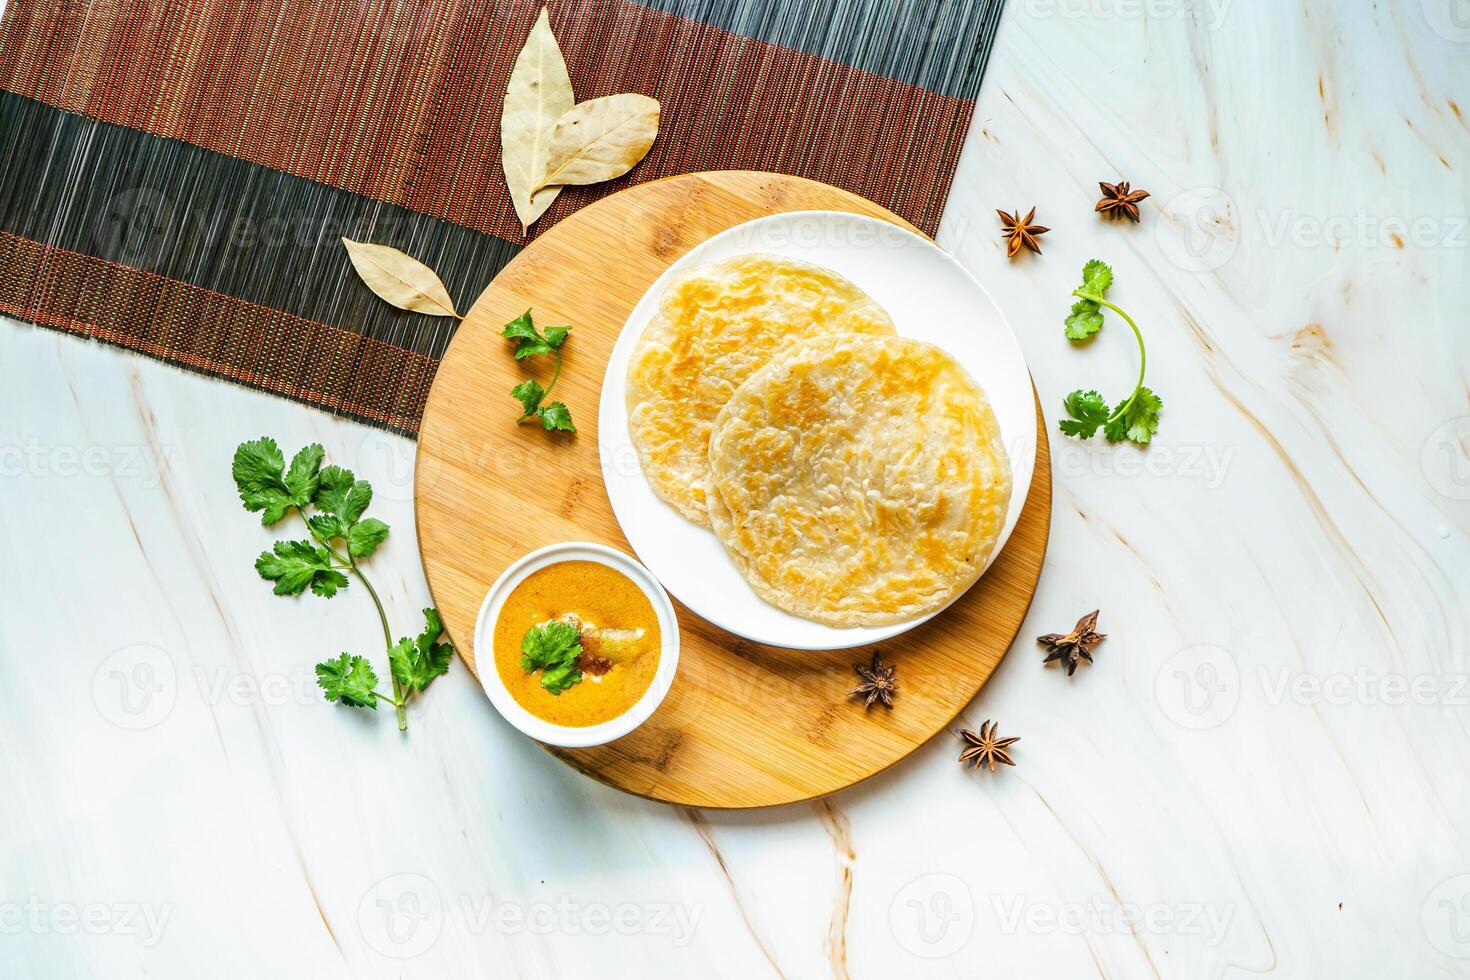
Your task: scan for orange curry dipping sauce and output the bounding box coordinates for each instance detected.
[493,560,662,728]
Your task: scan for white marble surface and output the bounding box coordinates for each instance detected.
[2,2,1468,977]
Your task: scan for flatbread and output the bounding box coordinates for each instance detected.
[625,254,895,527]
[707,334,1011,627]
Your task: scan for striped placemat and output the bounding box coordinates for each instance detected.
[0,0,1007,434]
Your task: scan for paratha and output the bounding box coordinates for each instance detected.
[706,334,1011,627]
[625,254,895,527]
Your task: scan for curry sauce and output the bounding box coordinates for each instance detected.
[493,560,661,727]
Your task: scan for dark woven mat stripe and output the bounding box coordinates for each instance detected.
[628,0,1006,100]
[0,92,515,362]
[0,230,434,433]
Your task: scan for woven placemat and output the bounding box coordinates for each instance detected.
[0,0,1007,434]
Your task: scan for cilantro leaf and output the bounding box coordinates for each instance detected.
[513,339,553,360]
[316,653,380,708]
[519,620,584,694]
[316,466,371,524]
[255,540,348,597]
[543,326,570,349]
[1065,260,1114,340]
[1079,259,1113,297]
[305,467,388,557]
[1058,389,1110,439]
[386,639,419,695]
[520,620,581,670]
[502,310,556,359]
[233,438,285,490]
[536,402,576,432]
[1064,299,1104,341]
[233,438,323,524]
[348,518,390,559]
[501,310,539,343]
[388,608,454,695]
[306,513,347,541]
[284,444,325,505]
[512,379,546,416]
[232,437,287,521]
[539,662,584,695]
[1104,387,1163,445]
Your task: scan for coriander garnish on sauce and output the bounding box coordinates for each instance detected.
[519,620,585,695]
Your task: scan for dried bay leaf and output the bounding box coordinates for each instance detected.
[341,239,459,318]
[501,8,575,234]
[536,94,661,194]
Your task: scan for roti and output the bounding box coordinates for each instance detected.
[625,254,895,527]
[706,334,1011,627]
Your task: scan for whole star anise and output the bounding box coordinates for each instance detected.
[1037,609,1106,676]
[957,721,1019,772]
[1095,180,1150,222]
[850,652,897,709]
[997,207,1049,257]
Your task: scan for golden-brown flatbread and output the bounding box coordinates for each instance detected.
[625,254,895,526]
[707,334,1011,626]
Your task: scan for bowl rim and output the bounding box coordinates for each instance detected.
[472,541,681,748]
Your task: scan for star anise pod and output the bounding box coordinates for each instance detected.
[850,652,897,709]
[1095,180,1150,222]
[997,207,1049,257]
[957,721,1019,772]
[1037,609,1106,676]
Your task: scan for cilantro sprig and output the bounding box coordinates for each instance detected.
[504,310,576,433]
[317,609,452,709]
[1059,260,1163,446]
[232,437,452,731]
[519,620,584,695]
[388,608,454,696]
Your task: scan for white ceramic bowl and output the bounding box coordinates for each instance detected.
[472,542,680,748]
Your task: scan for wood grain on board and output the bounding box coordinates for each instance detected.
[415,171,1051,808]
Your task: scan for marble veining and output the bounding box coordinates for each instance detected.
[1,1,1467,977]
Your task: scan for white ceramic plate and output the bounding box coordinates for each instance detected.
[598,211,1036,650]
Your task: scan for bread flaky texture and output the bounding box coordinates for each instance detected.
[706,334,1012,627]
[625,254,895,527]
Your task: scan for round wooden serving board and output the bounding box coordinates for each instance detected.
[416,172,1051,808]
